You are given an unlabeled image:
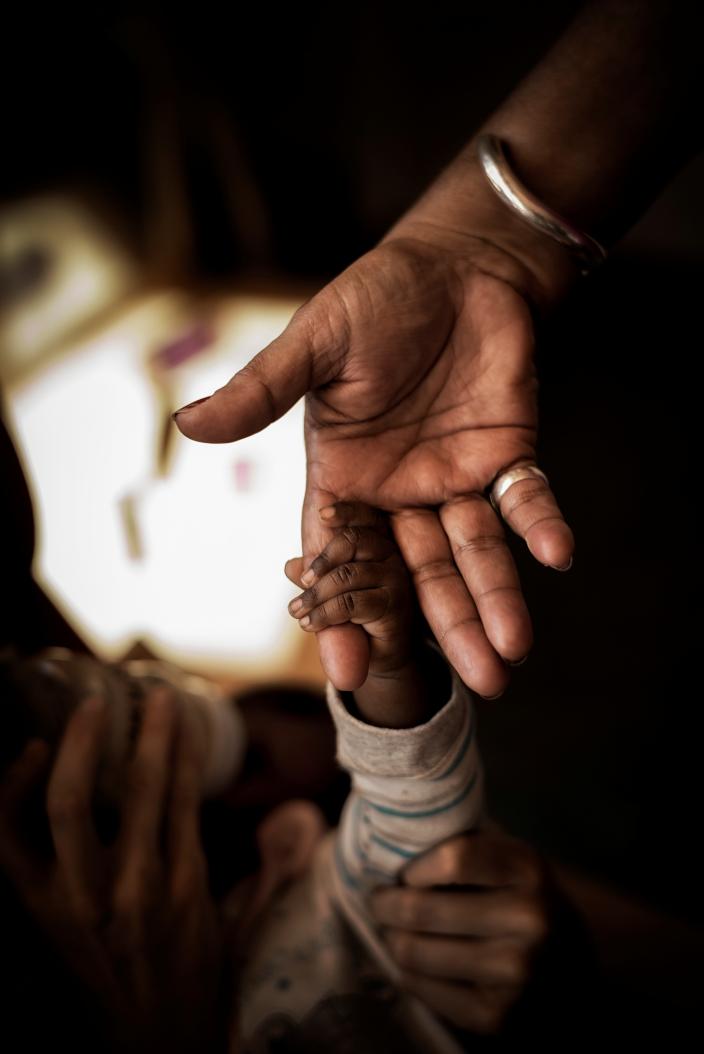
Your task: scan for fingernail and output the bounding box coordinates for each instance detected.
[289,597,303,615]
[319,505,336,521]
[480,691,504,701]
[551,557,573,572]
[172,395,211,418]
[299,615,311,629]
[508,656,528,667]
[301,569,316,587]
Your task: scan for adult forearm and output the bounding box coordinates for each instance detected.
[483,0,699,239]
[389,0,700,309]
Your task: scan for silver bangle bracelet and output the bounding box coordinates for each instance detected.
[477,133,607,274]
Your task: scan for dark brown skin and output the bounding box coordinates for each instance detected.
[178,238,561,699]
[286,505,559,1035]
[0,691,225,1054]
[372,830,553,1037]
[174,0,699,697]
[286,500,450,729]
[0,700,561,1044]
[0,545,564,1042]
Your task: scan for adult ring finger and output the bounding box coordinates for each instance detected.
[489,463,549,514]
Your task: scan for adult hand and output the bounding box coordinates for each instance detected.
[172,1,699,695]
[175,230,574,697]
[0,691,225,1054]
[369,830,551,1036]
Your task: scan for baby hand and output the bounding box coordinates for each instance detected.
[286,502,418,681]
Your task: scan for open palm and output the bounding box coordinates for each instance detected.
[176,238,573,695]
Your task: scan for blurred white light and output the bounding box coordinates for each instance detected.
[7,291,307,672]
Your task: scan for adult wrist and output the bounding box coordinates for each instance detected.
[383,141,582,314]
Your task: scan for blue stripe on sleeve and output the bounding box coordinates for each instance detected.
[363,768,478,819]
[336,838,360,889]
[369,835,417,859]
[353,799,368,861]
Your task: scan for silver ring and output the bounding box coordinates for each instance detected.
[490,464,549,512]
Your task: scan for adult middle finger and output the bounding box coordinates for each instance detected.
[47,697,108,923]
[116,688,176,891]
[371,886,548,942]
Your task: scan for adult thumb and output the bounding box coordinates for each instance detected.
[172,311,320,444]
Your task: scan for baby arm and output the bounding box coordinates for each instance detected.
[287,506,566,1042]
[287,502,483,894]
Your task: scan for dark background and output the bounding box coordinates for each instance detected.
[2,3,701,929]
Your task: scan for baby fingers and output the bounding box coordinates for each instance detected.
[289,561,396,624]
[293,584,392,631]
[300,526,397,588]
